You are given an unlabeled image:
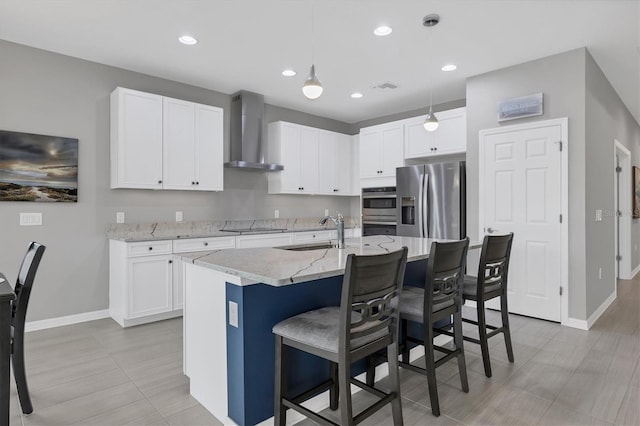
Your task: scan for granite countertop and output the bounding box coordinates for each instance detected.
[175,235,447,286]
[107,217,360,242]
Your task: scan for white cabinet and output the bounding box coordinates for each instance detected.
[110,88,164,189]
[293,230,337,243]
[110,240,179,327]
[318,131,354,196]
[235,233,294,248]
[404,107,466,159]
[111,87,223,191]
[359,122,404,180]
[268,122,319,194]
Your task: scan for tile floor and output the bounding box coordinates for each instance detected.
[10,278,639,425]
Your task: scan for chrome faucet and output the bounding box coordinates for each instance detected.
[320,213,345,249]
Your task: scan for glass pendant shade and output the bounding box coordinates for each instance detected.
[302,65,323,100]
[423,107,439,131]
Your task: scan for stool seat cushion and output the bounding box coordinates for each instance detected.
[463,275,502,297]
[399,286,454,319]
[272,307,388,354]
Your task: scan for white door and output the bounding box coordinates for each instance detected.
[318,130,337,195]
[435,107,466,155]
[380,125,404,177]
[194,104,224,191]
[481,122,563,322]
[163,98,195,190]
[279,124,303,193]
[334,133,352,194]
[128,255,173,319]
[300,127,319,194]
[359,130,382,178]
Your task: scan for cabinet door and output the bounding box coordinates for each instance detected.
[279,124,303,193]
[194,104,224,191]
[435,108,466,155]
[163,98,196,190]
[381,125,404,176]
[359,131,382,178]
[235,233,294,248]
[334,133,352,194]
[404,116,437,159]
[111,88,163,189]
[300,127,319,194]
[127,255,173,319]
[172,259,185,310]
[317,131,336,195]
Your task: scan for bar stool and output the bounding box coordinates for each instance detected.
[461,233,514,378]
[272,247,408,426]
[397,238,470,417]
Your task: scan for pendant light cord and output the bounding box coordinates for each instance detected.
[311,1,315,65]
[429,24,433,110]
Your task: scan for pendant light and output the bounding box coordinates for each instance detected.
[302,2,323,99]
[423,14,439,132]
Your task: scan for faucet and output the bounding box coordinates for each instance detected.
[320,213,345,249]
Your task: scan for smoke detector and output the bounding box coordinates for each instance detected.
[372,81,399,90]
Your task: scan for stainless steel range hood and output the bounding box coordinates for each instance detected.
[224,90,283,171]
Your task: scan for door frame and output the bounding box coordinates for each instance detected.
[614,139,632,282]
[478,117,569,325]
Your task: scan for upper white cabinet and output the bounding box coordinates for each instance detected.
[111,87,224,191]
[404,107,466,159]
[110,88,164,189]
[359,122,404,179]
[268,121,355,196]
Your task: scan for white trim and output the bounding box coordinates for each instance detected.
[563,317,589,330]
[478,118,569,326]
[631,263,640,279]
[614,140,633,281]
[586,290,616,329]
[25,309,110,332]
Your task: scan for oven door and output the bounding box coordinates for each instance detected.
[362,222,396,236]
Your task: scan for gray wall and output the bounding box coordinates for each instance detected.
[585,50,640,316]
[466,49,588,320]
[0,40,356,322]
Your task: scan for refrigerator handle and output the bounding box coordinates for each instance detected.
[422,173,429,238]
[418,173,425,238]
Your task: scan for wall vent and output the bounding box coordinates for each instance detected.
[372,81,399,90]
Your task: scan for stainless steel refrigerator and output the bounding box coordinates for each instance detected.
[396,161,466,239]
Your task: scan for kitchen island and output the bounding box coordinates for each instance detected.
[177,235,460,426]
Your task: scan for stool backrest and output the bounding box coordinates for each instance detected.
[12,242,46,332]
[477,233,514,296]
[425,239,469,313]
[339,247,408,350]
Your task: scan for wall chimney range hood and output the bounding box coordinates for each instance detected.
[225,90,284,171]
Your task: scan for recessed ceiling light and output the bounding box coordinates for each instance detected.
[282,69,296,77]
[351,92,364,99]
[441,64,457,72]
[374,25,393,36]
[178,35,198,45]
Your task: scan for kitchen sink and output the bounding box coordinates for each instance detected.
[277,242,337,251]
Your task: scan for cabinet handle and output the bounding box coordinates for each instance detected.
[196,181,199,185]
[148,247,153,251]
[204,242,209,246]
[192,181,195,185]
[168,260,172,264]
[158,180,162,184]
[333,189,338,192]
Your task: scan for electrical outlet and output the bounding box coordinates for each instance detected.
[595,210,602,222]
[274,209,280,218]
[20,212,42,226]
[325,209,329,216]
[116,212,125,224]
[228,301,238,328]
[176,211,183,222]
[598,267,602,280]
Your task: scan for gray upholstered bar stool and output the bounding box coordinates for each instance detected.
[397,238,470,417]
[460,233,514,378]
[272,247,408,426]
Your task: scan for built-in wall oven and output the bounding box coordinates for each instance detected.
[362,186,397,236]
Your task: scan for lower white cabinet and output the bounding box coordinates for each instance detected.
[294,230,337,243]
[235,233,293,248]
[110,240,180,327]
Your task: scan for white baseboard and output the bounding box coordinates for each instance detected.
[630,263,640,280]
[25,309,110,332]
[586,290,616,329]
[562,317,589,330]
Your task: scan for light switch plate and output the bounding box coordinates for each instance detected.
[325,209,329,217]
[228,301,238,328]
[20,212,42,226]
[595,210,602,222]
[116,212,125,224]
[176,211,183,222]
[274,209,279,219]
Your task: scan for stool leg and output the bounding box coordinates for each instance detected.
[401,319,409,363]
[424,321,440,417]
[386,339,404,426]
[365,356,375,387]
[274,335,287,426]
[13,331,33,414]
[453,309,469,393]
[501,294,515,363]
[329,361,338,410]
[477,301,492,378]
[338,360,354,426]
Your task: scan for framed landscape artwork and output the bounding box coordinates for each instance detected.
[0,130,78,202]
[634,166,640,219]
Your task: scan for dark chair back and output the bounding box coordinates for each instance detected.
[425,239,469,315]
[339,247,408,350]
[11,242,46,333]
[476,233,513,297]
